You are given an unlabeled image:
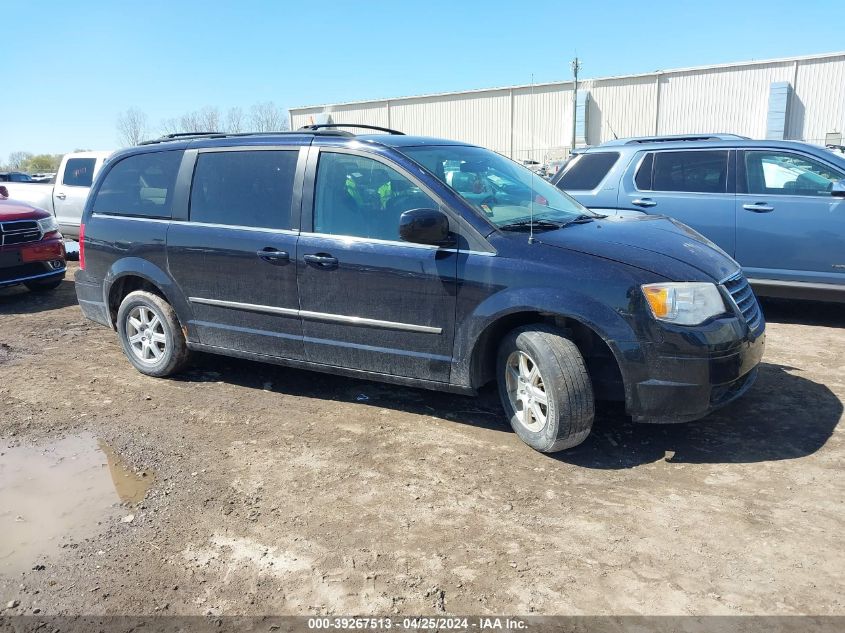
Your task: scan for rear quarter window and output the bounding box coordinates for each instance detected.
[62,158,97,187]
[556,152,620,190]
[634,153,654,190]
[92,151,182,218]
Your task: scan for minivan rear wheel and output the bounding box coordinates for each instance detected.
[117,290,190,377]
[496,325,594,452]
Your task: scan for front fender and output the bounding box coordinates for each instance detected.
[451,285,644,389]
[102,257,194,330]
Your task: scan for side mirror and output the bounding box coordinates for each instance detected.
[832,179,845,198]
[399,208,454,246]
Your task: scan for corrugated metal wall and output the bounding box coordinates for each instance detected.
[290,52,845,161]
[392,90,511,155]
[511,85,571,162]
[583,75,658,143]
[656,63,795,139]
[791,56,845,144]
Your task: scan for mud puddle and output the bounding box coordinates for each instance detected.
[0,433,154,577]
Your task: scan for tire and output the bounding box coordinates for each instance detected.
[24,277,64,292]
[116,290,190,377]
[496,325,594,452]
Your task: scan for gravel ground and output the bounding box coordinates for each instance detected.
[0,263,843,616]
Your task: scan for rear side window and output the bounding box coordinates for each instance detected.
[557,152,620,190]
[92,151,182,218]
[652,150,729,193]
[189,150,299,230]
[62,158,97,187]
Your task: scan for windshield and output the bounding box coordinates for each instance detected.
[399,145,592,227]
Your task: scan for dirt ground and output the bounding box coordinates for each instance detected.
[1,262,843,616]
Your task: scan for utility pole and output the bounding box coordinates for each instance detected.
[570,56,582,151]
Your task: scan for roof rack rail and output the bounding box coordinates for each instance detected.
[139,131,227,145]
[138,129,353,146]
[622,133,750,145]
[298,123,405,135]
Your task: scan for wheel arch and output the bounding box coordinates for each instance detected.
[102,258,192,333]
[455,289,640,402]
[466,310,625,399]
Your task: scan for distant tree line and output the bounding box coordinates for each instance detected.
[2,152,64,173]
[116,102,290,147]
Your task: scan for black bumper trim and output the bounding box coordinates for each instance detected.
[0,267,66,288]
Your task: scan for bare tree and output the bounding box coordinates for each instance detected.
[250,101,289,132]
[156,101,288,138]
[179,110,201,133]
[197,106,221,132]
[172,107,221,133]
[7,151,33,170]
[159,117,180,136]
[226,106,244,133]
[117,108,149,146]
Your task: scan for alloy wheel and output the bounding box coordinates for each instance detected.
[126,305,167,364]
[505,350,549,432]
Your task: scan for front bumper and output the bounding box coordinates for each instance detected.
[0,238,66,288]
[625,327,765,423]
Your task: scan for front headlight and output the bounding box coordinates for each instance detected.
[37,216,58,234]
[642,282,727,326]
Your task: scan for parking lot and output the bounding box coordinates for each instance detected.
[1,263,843,615]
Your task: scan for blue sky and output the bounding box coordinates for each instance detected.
[2,0,844,157]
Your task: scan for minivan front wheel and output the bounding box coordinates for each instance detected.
[117,290,190,377]
[497,326,594,452]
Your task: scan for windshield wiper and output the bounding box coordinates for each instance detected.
[558,213,604,227]
[499,214,605,232]
[497,219,566,232]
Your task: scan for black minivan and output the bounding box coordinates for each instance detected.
[75,125,765,453]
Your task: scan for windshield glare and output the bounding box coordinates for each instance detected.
[400,145,591,227]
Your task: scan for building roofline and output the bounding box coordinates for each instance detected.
[289,50,845,112]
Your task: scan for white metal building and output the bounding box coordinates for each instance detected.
[289,51,845,164]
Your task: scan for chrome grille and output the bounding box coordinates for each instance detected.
[0,220,42,246]
[722,272,764,333]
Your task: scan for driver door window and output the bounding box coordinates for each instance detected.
[744,151,844,197]
[313,152,437,241]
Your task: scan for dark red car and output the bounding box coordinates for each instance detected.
[0,185,66,292]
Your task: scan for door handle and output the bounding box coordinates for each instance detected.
[742,203,774,213]
[304,253,339,269]
[55,192,66,200]
[631,198,657,208]
[256,248,290,264]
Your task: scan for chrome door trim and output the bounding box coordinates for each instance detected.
[188,297,442,334]
[91,213,171,223]
[189,297,299,317]
[175,220,299,236]
[300,231,439,250]
[299,310,441,334]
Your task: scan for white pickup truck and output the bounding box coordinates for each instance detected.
[2,150,112,239]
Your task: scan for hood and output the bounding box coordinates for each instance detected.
[0,199,50,222]
[536,214,739,282]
